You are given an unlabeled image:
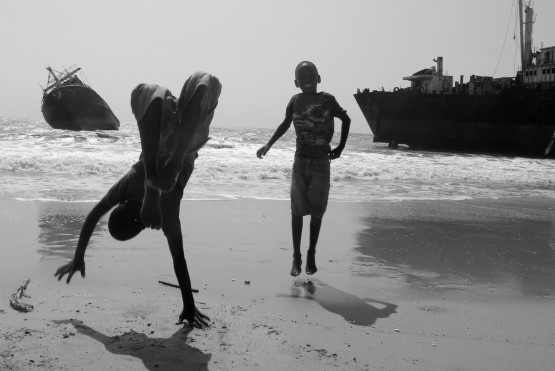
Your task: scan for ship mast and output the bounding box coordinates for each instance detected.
[519,0,535,70]
[519,0,525,70]
[524,2,534,67]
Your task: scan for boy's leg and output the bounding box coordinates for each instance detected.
[290,157,310,277]
[291,215,303,277]
[137,98,163,229]
[148,86,209,193]
[305,158,330,275]
[306,216,322,275]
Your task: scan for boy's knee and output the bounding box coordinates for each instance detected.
[311,212,325,219]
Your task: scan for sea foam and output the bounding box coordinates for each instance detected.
[1,118,555,202]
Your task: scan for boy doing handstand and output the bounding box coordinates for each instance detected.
[256,61,350,276]
[55,72,222,328]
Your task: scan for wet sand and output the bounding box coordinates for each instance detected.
[1,197,555,370]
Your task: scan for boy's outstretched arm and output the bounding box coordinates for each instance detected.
[256,116,292,158]
[164,229,210,328]
[329,111,351,160]
[54,197,112,283]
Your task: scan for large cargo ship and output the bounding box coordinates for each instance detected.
[354,1,555,157]
[41,66,120,131]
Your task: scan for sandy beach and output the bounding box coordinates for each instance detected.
[1,197,555,370]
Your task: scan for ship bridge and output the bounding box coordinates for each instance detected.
[523,46,555,88]
[403,57,453,94]
[520,2,555,89]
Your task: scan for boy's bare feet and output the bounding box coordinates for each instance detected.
[291,256,302,277]
[306,252,317,275]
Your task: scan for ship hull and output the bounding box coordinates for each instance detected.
[354,89,555,156]
[41,85,120,131]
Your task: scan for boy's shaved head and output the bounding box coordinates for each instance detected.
[108,199,145,241]
[295,61,318,78]
[294,61,320,93]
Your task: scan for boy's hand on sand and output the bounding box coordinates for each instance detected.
[176,307,211,329]
[256,145,270,159]
[54,259,85,284]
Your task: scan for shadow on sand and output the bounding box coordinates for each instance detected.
[54,319,210,371]
[354,200,555,296]
[280,278,397,326]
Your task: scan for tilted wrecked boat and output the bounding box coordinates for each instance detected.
[41,66,120,131]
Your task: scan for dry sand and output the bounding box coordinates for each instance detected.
[1,197,555,370]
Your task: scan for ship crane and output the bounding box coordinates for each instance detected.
[42,66,82,92]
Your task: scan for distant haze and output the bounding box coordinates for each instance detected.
[2,0,555,133]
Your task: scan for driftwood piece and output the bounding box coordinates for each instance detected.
[158,280,199,293]
[10,278,34,313]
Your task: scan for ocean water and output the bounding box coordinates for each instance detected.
[1,117,555,203]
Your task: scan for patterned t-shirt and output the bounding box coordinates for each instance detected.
[286,92,346,158]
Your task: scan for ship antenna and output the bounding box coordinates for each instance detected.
[513,24,520,73]
[493,0,516,77]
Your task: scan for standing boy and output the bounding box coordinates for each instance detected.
[55,72,222,328]
[256,61,351,276]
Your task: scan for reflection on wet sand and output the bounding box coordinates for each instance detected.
[54,319,210,371]
[284,278,397,326]
[354,199,555,296]
[37,202,106,259]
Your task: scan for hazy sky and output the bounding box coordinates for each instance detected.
[2,0,555,133]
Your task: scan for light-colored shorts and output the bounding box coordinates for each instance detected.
[290,156,330,218]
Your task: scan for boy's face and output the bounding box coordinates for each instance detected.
[295,64,320,93]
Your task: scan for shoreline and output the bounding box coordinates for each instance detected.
[2,197,555,370]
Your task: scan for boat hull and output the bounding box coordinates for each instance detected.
[41,85,120,131]
[354,89,555,156]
